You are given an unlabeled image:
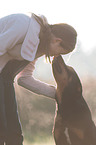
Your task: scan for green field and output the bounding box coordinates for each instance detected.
[24,143,54,145]
[24,138,55,145]
[24,141,55,145]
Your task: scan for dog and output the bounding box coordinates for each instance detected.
[52,55,96,145]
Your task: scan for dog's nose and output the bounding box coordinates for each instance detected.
[52,56,61,64]
[52,57,56,64]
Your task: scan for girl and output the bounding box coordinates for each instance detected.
[0,13,77,145]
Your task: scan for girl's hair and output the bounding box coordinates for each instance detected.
[50,23,77,53]
[32,14,52,62]
[33,14,77,62]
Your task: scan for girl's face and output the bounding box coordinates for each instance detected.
[48,35,70,57]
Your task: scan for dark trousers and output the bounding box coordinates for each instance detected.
[0,59,29,145]
[0,75,23,145]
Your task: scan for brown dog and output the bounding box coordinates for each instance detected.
[52,55,96,145]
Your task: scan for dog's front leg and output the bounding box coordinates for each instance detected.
[52,113,70,145]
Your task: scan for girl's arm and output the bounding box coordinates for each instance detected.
[17,61,56,99]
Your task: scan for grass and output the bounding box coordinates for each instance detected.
[24,138,55,145]
[24,142,54,145]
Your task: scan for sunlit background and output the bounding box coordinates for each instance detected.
[0,0,96,52]
[1,0,96,144]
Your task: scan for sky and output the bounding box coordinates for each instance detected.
[0,0,96,53]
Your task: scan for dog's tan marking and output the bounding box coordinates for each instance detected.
[72,128,84,140]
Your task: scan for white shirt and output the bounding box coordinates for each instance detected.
[0,13,56,99]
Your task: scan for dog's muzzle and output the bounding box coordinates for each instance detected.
[52,56,62,73]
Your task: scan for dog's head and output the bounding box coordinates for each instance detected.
[52,55,82,103]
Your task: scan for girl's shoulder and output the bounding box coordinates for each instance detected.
[0,13,30,27]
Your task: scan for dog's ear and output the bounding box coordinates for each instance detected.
[70,67,83,95]
[61,73,82,98]
[75,72,82,95]
[77,81,82,94]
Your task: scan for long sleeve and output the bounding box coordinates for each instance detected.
[0,14,30,56]
[17,61,56,99]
